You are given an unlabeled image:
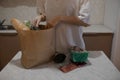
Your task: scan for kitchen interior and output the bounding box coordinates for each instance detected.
[0,0,120,77]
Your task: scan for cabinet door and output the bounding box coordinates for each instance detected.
[0,33,20,71]
[83,33,113,58]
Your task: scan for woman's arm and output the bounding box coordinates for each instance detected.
[47,16,90,27]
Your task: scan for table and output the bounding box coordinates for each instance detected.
[0,51,120,80]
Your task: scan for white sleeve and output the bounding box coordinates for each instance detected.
[36,0,46,15]
[78,0,90,21]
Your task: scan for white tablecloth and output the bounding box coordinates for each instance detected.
[0,51,120,80]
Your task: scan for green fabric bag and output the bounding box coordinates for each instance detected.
[70,51,89,63]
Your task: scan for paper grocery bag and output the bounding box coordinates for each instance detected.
[19,30,55,68]
[11,19,55,68]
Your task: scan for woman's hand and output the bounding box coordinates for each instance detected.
[33,15,46,27]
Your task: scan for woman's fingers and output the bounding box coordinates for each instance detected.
[35,16,42,27]
[32,16,42,27]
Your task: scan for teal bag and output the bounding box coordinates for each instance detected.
[70,50,89,63]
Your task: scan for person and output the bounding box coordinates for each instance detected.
[33,0,90,53]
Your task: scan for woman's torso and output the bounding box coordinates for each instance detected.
[44,0,85,53]
[45,0,80,20]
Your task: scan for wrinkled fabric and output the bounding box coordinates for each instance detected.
[36,0,90,53]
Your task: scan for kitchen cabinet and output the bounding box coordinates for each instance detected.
[83,33,113,58]
[0,32,20,71]
[83,25,114,58]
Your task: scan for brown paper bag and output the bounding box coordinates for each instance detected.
[11,19,55,68]
[19,30,55,68]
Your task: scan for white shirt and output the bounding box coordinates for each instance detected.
[36,0,90,53]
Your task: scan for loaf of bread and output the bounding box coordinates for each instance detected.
[11,18,30,31]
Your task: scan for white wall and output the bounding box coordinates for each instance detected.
[104,0,119,31]
[104,0,120,70]
[89,0,105,25]
[0,6,38,25]
[112,11,120,70]
[111,4,120,71]
[0,0,38,25]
